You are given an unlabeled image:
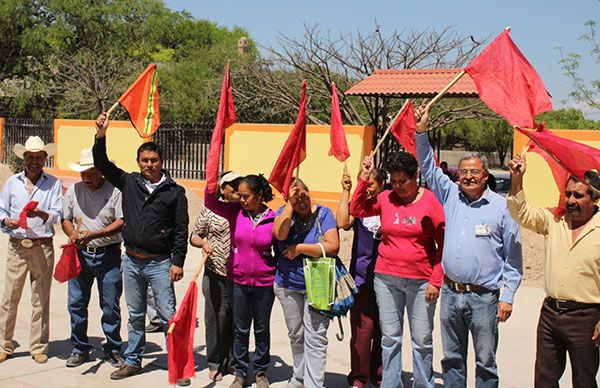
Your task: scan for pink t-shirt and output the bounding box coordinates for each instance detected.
[350,179,445,286]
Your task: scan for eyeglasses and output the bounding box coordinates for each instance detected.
[458,169,482,177]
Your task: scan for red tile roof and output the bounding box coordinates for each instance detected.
[345,68,478,98]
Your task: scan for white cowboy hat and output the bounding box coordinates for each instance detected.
[67,148,95,172]
[13,136,57,159]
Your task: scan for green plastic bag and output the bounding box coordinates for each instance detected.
[304,243,335,311]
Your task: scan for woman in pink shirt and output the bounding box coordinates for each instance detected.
[204,174,276,388]
[350,152,445,388]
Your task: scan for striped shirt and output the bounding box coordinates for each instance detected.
[191,206,230,276]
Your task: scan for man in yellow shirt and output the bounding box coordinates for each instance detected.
[507,154,600,388]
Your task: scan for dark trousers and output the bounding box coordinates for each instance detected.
[68,244,122,355]
[202,270,233,373]
[347,286,383,387]
[228,280,275,377]
[535,298,600,388]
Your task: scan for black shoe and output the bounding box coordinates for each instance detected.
[176,378,191,386]
[105,352,125,368]
[145,322,164,333]
[65,352,89,367]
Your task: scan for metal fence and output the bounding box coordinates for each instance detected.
[152,122,215,180]
[1,118,216,179]
[2,118,54,167]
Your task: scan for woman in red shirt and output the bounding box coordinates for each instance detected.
[350,152,445,388]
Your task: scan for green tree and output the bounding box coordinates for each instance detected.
[536,108,600,130]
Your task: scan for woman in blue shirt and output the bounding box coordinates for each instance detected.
[272,179,340,388]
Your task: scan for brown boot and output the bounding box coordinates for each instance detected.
[229,375,246,388]
[110,364,142,380]
[256,371,270,388]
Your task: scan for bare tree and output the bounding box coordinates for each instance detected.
[235,23,497,134]
[31,46,142,118]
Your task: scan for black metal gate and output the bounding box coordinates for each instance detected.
[2,118,54,167]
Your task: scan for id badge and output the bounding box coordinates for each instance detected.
[475,224,492,236]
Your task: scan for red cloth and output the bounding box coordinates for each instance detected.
[350,179,445,286]
[465,29,553,129]
[328,82,350,162]
[53,243,81,283]
[206,63,236,193]
[526,141,569,217]
[389,101,417,159]
[269,81,307,199]
[18,200,38,229]
[517,126,600,181]
[118,64,161,137]
[168,281,198,384]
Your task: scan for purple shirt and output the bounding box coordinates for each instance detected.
[350,216,381,289]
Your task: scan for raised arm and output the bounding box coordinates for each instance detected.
[349,155,381,218]
[506,153,550,234]
[336,173,354,229]
[92,113,126,190]
[414,106,454,204]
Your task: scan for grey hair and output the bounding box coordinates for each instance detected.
[458,152,489,170]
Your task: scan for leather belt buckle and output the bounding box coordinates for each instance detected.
[554,299,569,311]
[85,246,97,254]
[20,239,33,248]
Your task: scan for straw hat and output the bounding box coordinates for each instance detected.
[68,148,95,172]
[13,136,56,159]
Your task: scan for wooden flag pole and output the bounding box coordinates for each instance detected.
[343,160,348,175]
[167,251,209,335]
[373,99,410,157]
[106,101,119,116]
[424,69,466,111]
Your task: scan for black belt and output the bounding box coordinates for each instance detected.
[444,276,487,293]
[545,297,600,312]
[79,243,120,254]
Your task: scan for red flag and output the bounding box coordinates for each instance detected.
[269,81,307,199]
[167,282,198,384]
[205,63,236,193]
[465,29,553,128]
[18,200,38,229]
[526,140,569,217]
[53,243,81,283]
[389,101,418,159]
[118,64,161,137]
[517,125,600,181]
[328,82,350,162]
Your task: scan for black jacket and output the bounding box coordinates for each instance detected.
[93,136,188,267]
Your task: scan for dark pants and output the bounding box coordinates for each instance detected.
[535,298,600,388]
[68,244,122,355]
[228,280,275,377]
[203,270,233,373]
[348,286,382,387]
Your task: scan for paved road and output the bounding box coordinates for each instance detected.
[0,230,591,387]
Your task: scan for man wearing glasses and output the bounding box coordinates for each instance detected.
[414,107,523,388]
[508,154,600,388]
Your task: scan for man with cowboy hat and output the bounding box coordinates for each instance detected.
[61,148,125,368]
[0,135,62,364]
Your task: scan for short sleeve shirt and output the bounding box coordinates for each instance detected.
[275,205,337,290]
[63,180,123,247]
[191,206,230,277]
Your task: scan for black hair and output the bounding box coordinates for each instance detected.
[136,141,163,161]
[440,161,448,169]
[568,170,600,201]
[240,174,273,202]
[370,168,387,186]
[385,151,418,177]
[290,177,309,192]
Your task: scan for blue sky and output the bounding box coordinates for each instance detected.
[164,0,599,118]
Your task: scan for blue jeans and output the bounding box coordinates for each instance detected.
[68,244,122,355]
[228,281,275,377]
[122,253,175,368]
[440,283,499,388]
[374,274,436,388]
